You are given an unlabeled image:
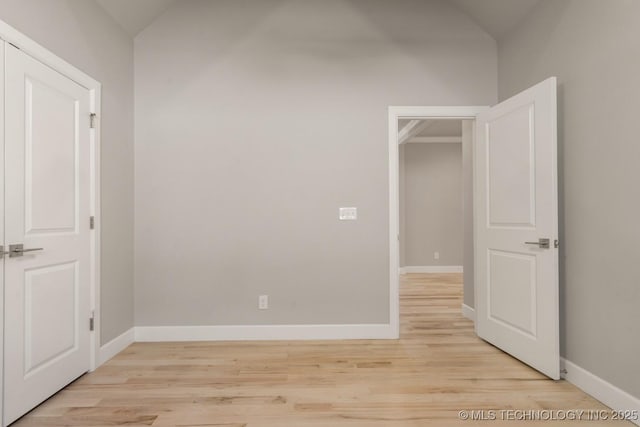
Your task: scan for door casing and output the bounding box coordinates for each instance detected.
[0,20,102,426]
[388,106,488,337]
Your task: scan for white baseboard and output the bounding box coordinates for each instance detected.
[400,265,463,274]
[135,324,396,342]
[99,327,135,366]
[561,358,640,426]
[461,304,475,322]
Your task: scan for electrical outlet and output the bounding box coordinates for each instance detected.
[434,251,440,260]
[258,295,269,310]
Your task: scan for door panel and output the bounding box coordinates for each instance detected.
[25,262,79,375]
[475,77,559,379]
[26,76,79,234]
[487,104,535,227]
[4,43,91,425]
[488,250,536,336]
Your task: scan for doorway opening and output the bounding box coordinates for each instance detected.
[399,118,465,274]
[398,118,469,335]
[389,79,560,379]
[387,107,486,338]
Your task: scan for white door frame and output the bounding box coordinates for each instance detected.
[0,20,102,386]
[388,106,487,337]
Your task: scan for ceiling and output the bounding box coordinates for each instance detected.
[95,0,176,37]
[398,119,462,144]
[450,0,541,39]
[399,119,462,140]
[95,0,540,39]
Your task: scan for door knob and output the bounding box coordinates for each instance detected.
[524,238,550,249]
[9,244,44,258]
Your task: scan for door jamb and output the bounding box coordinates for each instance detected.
[0,21,103,377]
[388,106,488,337]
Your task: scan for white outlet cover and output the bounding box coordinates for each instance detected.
[258,295,268,310]
[339,207,357,220]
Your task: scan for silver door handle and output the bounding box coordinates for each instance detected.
[524,238,550,249]
[9,244,44,257]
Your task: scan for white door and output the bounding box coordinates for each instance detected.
[474,77,559,379]
[0,40,5,423]
[3,43,91,425]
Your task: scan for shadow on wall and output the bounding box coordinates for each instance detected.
[557,81,566,356]
[345,0,497,99]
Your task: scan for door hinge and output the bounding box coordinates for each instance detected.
[90,216,95,230]
[554,239,559,248]
[89,311,95,331]
[89,113,97,129]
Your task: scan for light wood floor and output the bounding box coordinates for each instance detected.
[13,274,630,426]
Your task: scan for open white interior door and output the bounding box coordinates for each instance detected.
[474,77,559,379]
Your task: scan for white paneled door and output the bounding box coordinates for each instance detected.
[474,77,559,379]
[0,40,5,425]
[3,43,91,425]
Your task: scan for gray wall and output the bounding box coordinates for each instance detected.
[0,0,135,344]
[499,0,640,398]
[134,0,497,326]
[461,120,474,307]
[402,143,463,267]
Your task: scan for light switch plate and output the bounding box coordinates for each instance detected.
[339,207,357,220]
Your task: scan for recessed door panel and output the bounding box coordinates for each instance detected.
[488,250,536,337]
[487,104,535,228]
[25,262,79,376]
[26,77,79,235]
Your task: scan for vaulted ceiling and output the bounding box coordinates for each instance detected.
[94,0,176,36]
[95,0,541,39]
[450,0,541,39]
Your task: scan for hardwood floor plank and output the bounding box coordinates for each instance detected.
[11,273,632,426]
